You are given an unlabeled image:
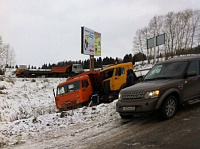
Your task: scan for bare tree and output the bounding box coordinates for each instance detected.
[0,37,16,68]
[133,9,200,59]
[148,15,164,59]
[190,9,200,49]
[132,29,147,63]
[0,37,6,66]
[8,47,16,67]
[183,10,193,50]
[164,12,178,57]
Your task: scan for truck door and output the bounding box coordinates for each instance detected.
[81,78,93,103]
[113,67,126,91]
[183,60,200,101]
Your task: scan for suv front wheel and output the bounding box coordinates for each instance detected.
[161,95,177,120]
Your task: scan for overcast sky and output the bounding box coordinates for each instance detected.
[0,0,200,67]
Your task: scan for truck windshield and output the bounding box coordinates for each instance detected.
[144,61,187,81]
[101,69,114,80]
[57,80,80,95]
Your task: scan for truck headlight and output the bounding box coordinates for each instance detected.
[118,93,122,100]
[144,90,160,99]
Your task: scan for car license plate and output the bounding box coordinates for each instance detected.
[122,106,135,111]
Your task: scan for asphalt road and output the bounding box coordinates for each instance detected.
[81,102,200,149]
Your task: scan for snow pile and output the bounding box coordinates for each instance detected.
[0,99,118,147]
[4,68,16,77]
[0,63,150,148]
[0,76,119,148]
[0,77,66,122]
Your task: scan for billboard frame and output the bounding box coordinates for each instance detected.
[81,26,101,56]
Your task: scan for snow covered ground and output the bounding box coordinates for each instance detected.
[1,55,199,148]
[0,75,121,149]
[0,63,152,149]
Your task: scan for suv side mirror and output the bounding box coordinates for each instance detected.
[186,71,197,77]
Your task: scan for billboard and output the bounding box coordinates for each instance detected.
[81,27,101,56]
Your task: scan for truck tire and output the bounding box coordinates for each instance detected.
[119,113,133,119]
[161,95,177,120]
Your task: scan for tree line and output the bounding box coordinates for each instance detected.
[133,9,200,60]
[40,54,136,69]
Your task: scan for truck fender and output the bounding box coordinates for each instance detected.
[155,88,181,110]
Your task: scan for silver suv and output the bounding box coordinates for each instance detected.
[116,56,200,120]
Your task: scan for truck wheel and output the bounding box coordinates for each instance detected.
[161,95,177,120]
[119,113,133,119]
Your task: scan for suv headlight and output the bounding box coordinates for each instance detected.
[144,90,160,99]
[118,93,122,100]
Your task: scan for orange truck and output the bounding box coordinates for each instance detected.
[54,71,102,110]
[54,62,134,110]
[16,64,84,77]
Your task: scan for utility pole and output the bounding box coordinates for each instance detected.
[154,36,157,64]
[90,55,94,70]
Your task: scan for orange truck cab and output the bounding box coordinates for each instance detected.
[55,71,101,110]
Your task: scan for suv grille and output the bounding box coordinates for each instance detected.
[122,92,144,99]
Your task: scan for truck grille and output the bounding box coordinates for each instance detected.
[122,92,144,99]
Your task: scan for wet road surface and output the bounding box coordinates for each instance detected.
[80,103,200,149]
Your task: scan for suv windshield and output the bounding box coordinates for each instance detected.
[144,61,187,81]
[57,80,80,96]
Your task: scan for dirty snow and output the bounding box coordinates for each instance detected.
[0,75,120,149]
[0,64,151,149]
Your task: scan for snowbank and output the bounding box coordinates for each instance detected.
[0,77,66,122]
[0,97,118,147]
[0,63,151,148]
